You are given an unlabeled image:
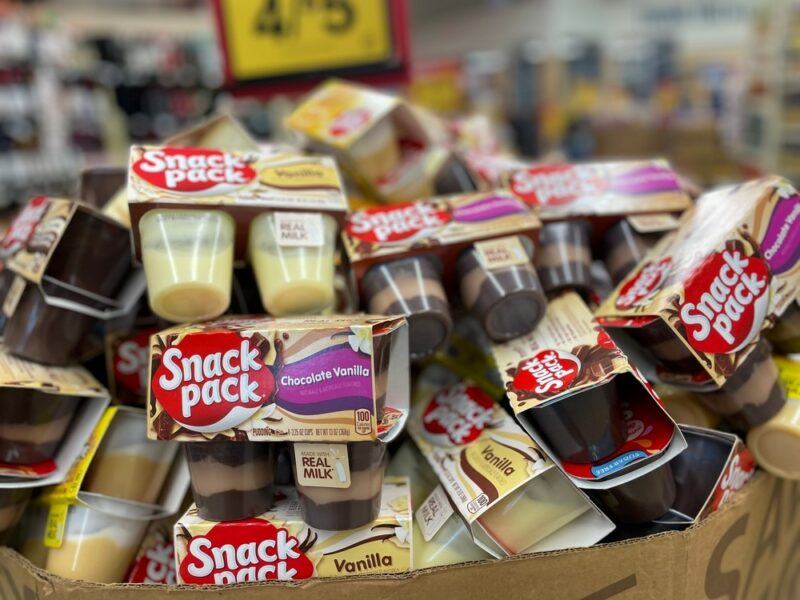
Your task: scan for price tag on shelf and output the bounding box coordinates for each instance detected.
[213,0,409,93]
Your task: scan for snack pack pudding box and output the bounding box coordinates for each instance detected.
[505,160,692,292]
[1,197,145,366]
[126,515,179,585]
[595,177,800,419]
[407,364,614,558]
[174,478,412,585]
[37,406,189,583]
[0,342,109,484]
[491,292,688,521]
[342,191,545,358]
[287,80,474,203]
[603,425,756,540]
[127,146,348,323]
[105,325,160,407]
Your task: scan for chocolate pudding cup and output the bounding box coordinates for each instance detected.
[372,329,393,420]
[536,220,593,296]
[0,488,31,532]
[626,319,706,378]
[0,389,80,464]
[79,167,127,209]
[185,442,275,522]
[45,209,132,298]
[589,462,676,524]
[601,220,655,284]
[291,441,387,531]
[363,256,451,361]
[456,238,547,342]
[694,339,786,431]
[522,378,627,464]
[4,283,96,365]
[767,302,800,354]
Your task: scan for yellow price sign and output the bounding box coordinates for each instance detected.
[217,0,395,81]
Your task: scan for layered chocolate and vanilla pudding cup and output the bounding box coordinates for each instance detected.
[589,461,676,524]
[139,209,235,323]
[694,338,786,431]
[5,283,97,365]
[747,397,800,480]
[767,301,800,354]
[535,220,593,296]
[522,377,627,464]
[185,442,275,522]
[363,256,451,360]
[0,389,80,464]
[456,237,547,342]
[83,408,177,505]
[625,319,706,379]
[0,488,31,533]
[249,212,337,316]
[349,118,401,183]
[291,441,387,531]
[601,220,656,284]
[45,499,150,583]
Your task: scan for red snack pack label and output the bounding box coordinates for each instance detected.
[345,201,452,245]
[132,147,256,194]
[510,349,581,400]
[421,383,495,447]
[127,540,176,585]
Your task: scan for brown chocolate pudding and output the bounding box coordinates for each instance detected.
[291,441,386,531]
[363,256,451,360]
[626,319,706,378]
[79,167,127,209]
[185,442,275,522]
[536,220,593,296]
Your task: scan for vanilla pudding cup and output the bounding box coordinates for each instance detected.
[45,497,150,583]
[747,397,800,480]
[139,209,234,323]
[349,117,400,183]
[291,441,387,531]
[0,389,81,465]
[249,212,336,316]
[185,441,275,522]
[83,408,178,504]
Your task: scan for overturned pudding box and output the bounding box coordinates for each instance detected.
[492,292,688,524]
[174,478,412,584]
[407,365,614,557]
[595,176,800,389]
[146,315,408,442]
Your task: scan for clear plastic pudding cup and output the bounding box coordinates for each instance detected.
[349,117,401,183]
[362,256,452,361]
[747,397,800,480]
[536,220,593,296]
[83,408,178,505]
[139,209,235,323]
[249,212,337,316]
[185,441,276,522]
[44,497,151,583]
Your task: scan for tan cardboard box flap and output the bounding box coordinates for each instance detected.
[1,473,797,598]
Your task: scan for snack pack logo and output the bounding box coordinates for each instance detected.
[509,164,608,207]
[132,147,255,194]
[711,450,756,512]
[512,349,581,397]
[346,201,451,245]
[127,541,176,585]
[2,195,48,255]
[616,258,672,309]
[679,249,771,353]
[179,520,314,584]
[152,331,275,433]
[422,384,495,446]
[328,107,371,138]
[113,330,153,399]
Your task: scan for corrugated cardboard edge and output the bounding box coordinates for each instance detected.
[1,472,798,598]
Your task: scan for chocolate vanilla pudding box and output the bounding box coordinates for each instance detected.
[342,192,546,355]
[146,315,408,442]
[1,196,144,365]
[174,479,412,584]
[491,292,688,496]
[407,365,614,557]
[0,342,109,485]
[595,177,800,391]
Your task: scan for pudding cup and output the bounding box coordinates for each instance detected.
[535,220,593,296]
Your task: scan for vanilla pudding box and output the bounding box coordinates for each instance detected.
[146,315,408,442]
[407,365,614,557]
[491,292,688,492]
[595,176,800,388]
[174,479,412,585]
[0,342,109,485]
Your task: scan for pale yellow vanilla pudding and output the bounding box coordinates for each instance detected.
[249,212,336,316]
[748,398,800,480]
[139,209,234,323]
[349,117,401,183]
